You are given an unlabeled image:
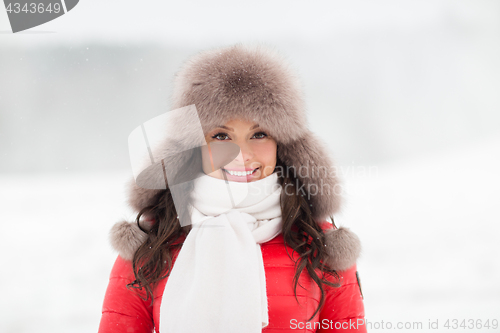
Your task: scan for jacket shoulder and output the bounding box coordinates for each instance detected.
[108,254,136,280]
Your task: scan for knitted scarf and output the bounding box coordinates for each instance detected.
[159,172,283,333]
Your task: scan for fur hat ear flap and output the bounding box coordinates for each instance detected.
[323,227,361,271]
[277,130,343,221]
[110,221,148,261]
[127,136,201,213]
[127,176,162,215]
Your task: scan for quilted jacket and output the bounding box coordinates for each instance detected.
[98,221,366,332]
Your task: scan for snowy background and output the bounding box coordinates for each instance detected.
[1,0,500,332]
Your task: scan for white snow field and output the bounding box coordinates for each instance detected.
[336,134,500,332]
[0,134,499,333]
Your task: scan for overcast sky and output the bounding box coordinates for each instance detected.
[2,0,499,46]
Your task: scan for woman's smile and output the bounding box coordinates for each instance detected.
[221,166,260,181]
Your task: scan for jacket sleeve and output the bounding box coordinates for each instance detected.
[316,264,366,332]
[98,256,155,333]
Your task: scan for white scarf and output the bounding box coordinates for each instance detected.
[159,172,283,333]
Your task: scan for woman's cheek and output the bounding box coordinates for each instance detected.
[253,141,277,166]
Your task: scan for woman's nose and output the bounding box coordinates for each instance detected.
[234,141,254,163]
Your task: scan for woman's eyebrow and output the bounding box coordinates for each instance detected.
[216,125,233,131]
[214,124,260,131]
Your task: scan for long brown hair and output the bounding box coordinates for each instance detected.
[128,150,341,321]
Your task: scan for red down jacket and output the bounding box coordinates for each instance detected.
[98,222,366,332]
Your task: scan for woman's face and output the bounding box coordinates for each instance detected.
[202,118,277,182]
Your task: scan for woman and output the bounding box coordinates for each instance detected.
[99,44,366,332]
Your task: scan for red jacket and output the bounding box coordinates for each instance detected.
[99,222,366,332]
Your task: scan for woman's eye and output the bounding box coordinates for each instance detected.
[212,133,229,140]
[253,132,267,139]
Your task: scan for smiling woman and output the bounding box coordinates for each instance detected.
[99,44,366,333]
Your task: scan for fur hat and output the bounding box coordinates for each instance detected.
[112,44,361,270]
[128,44,343,221]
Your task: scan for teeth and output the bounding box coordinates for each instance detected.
[225,168,256,176]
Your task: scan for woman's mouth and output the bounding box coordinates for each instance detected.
[222,167,259,177]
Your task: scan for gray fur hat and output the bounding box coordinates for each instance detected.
[113,44,361,270]
[128,44,343,221]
